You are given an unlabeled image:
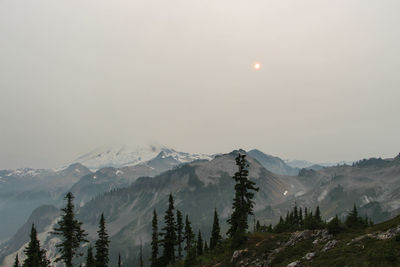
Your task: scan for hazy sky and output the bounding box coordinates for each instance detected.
[1,0,399,169]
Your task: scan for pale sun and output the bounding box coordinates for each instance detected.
[253,62,261,70]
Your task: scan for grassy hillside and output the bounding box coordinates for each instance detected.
[172,215,400,267]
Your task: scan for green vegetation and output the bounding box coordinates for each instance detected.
[209,209,222,250]
[13,254,19,267]
[167,214,400,266]
[85,245,95,267]
[150,210,159,267]
[52,192,87,267]
[227,154,259,246]
[95,213,110,267]
[22,224,49,267]
[160,194,178,265]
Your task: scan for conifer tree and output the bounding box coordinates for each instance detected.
[345,204,364,228]
[23,224,49,267]
[176,210,184,260]
[256,220,261,232]
[227,154,259,246]
[85,245,95,267]
[183,246,196,267]
[209,209,222,250]
[315,206,322,223]
[13,254,19,267]
[299,208,304,228]
[52,192,87,267]
[204,241,208,253]
[293,205,299,226]
[327,215,343,235]
[150,210,158,267]
[95,213,110,267]
[118,253,122,267]
[160,194,177,265]
[183,218,196,267]
[183,215,195,254]
[139,241,144,267]
[196,230,203,256]
[274,216,286,233]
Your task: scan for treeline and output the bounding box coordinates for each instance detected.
[13,192,112,267]
[255,204,373,235]
[150,195,223,267]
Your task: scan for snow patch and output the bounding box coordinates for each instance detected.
[5,168,42,177]
[295,191,305,197]
[362,195,373,205]
[318,189,328,202]
[72,143,212,169]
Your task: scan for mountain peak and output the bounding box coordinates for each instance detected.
[71,143,212,170]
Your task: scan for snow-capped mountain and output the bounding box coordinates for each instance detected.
[72,143,212,170]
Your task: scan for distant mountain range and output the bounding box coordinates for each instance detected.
[1,149,399,266]
[0,163,90,241]
[284,159,355,170]
[0,144,213,242]
[1,144,322,242]
[71,143,212,170]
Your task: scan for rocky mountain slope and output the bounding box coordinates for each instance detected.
[186,213,400,266]
[248,149,299,176]
[0,163,90,240]
[279,155,400,224]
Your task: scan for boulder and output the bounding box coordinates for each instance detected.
[287,260,302,267]
[303,252,316,260]
[322,240,338,252]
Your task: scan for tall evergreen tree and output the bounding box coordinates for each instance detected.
[13,254,19,267]
[256,220,261,232]
[85,245,95,267]
[204,241,209,253]
[160,194,177,265]
[150,210,159,267]
[139,241,144,267]
[209,209,222,250]
[95,213,110,267]
[183,215,195,254]
[345,204,366,228]
[118,253,122,267]
[176,210,184,260]
[315,206,322,223]
[227,154,259,246]
[23,224,49,267]
[52,192,87,267]
[196,230,203,256]
[327,215,343,235]
[299,208,304,228]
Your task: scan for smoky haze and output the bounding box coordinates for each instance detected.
[0,0,399,169]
